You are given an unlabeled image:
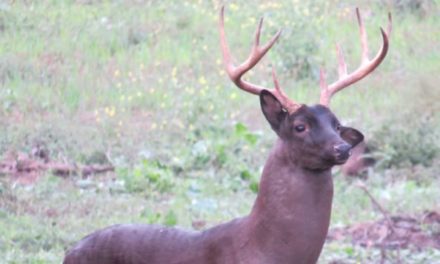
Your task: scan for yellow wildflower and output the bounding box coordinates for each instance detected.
[198,76,207,85]
[229,3,239,11]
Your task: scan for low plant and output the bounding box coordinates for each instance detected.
[370,115,438,169]
[117,159,174,194]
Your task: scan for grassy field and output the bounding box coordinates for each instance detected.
[1,0,439,263]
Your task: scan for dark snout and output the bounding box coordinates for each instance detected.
[332,126,364,164]
[333,143,352,163]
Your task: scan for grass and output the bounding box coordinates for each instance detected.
[1,0,439,263]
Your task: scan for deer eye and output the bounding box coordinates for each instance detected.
[294,124,306,133]
[336,124,341,131]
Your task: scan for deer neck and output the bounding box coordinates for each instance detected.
[244,139,334,262]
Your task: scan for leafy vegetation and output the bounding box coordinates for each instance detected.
[0,0,439,263]
[371,114,438,169]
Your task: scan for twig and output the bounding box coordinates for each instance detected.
[356,181,395,233]
[356,181,402,263]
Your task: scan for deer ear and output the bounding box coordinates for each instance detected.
[340,127,364,148]
[260,90,287,131]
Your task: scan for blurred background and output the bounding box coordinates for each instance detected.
[0,0,439,263]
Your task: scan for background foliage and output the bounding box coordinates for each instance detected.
[0,0,439,263]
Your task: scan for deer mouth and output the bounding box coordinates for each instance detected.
[319,150,351,167]
[334,150,352,164]
[307,155,346,170]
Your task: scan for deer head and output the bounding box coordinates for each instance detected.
[220,7,391,170]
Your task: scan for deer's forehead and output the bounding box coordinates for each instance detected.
[290,105,338,124]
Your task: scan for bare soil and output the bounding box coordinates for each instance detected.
[328,211,440,250]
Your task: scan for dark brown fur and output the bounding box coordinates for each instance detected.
[64,91,364,264]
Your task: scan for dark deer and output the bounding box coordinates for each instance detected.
[64,7,391,264]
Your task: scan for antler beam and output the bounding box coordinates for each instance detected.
[319,8,392,106]
[219,6,301,113]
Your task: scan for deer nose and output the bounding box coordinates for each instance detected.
[333,143,352,159]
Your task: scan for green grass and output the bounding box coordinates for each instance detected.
[1,0,439,263]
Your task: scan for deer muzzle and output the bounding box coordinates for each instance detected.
[333,143,352,163]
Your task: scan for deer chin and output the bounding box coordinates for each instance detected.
[329,157,350,166]
[334,158,349,165]
[307,153,350,170]
[303,164,333,172]
[302,159,335,171]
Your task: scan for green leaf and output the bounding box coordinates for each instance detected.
[163,210,178,226]
[240,170,252,181]
[234,122,248,136]
[249,181,259,194]
[244,133,258,145]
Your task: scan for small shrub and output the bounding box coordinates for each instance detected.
[140,209,162,224]
[118,159,174,194]
[371,116,438,168]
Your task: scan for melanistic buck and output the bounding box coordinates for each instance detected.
[64,6,391,264]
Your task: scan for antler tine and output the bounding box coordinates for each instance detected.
[242,17,282,83]
[336,44,347,78]
[254,17,263,47]
[320,8,391,107]
[271,67,299,112]
[219,7,238,87]
[356,8,369,65]
[387,12,393,36]
[220,6,279,95]
[220,6,300,113]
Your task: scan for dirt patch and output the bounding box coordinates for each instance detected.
[0,150,114,184]
[328,211,440,250]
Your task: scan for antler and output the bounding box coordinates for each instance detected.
[319,8,392,106]
[219,6,301,113]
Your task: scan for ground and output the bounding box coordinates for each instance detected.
[0,0,439,263]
